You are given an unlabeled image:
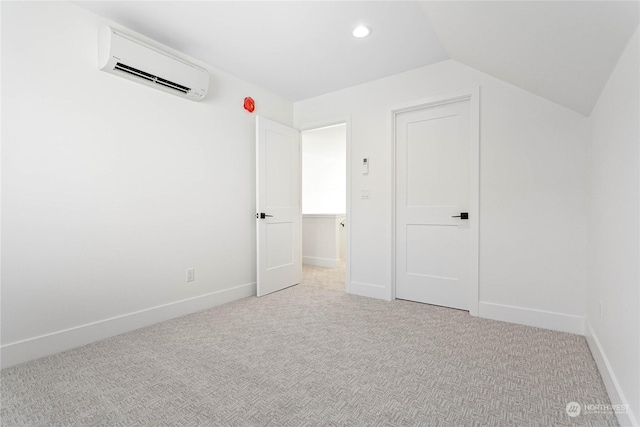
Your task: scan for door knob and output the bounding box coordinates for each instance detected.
[256,213,274,219]
[452,212,469,219]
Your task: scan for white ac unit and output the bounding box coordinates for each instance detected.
[99,26,209,102]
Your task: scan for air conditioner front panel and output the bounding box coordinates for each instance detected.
[99,26,209,101]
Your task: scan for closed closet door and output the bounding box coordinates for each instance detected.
[395,99,472,310]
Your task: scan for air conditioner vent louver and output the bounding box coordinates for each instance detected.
[99,26,208,102]
[114,63,190,94]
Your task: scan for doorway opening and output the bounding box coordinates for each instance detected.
[300,123,347,293]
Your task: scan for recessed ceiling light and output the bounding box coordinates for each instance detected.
[352,25,372,38]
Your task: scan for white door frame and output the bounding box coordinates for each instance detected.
[390,88,480,316]
[299,116,352,293]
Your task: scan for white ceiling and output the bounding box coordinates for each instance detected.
[76,1,639,116]
[420,1,640,116]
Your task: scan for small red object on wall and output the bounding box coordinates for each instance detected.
[244,97,255,113]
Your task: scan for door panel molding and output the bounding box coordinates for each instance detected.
[390,88,480,316]
[256,116,301,297]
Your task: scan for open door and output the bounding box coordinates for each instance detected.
[256,116,301,297]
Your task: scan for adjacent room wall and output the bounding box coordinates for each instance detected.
[1,1,293,368]
[301,124,346,214]
[302,214,345,268]
[586,28,639,427]
[295,59,589,334]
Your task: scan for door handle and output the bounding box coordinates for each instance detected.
[452,212,469,219]
[256,213,274,219]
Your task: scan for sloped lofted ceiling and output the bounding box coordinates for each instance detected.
[420,1,640,116]
[76,1,638,116]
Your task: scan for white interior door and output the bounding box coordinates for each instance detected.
[256,116,301,297]
[395,99,472,310]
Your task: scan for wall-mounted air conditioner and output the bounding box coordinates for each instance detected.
[99,26,209,102]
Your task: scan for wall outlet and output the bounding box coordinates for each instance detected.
[186,268,195,282]
[361,189,370,199]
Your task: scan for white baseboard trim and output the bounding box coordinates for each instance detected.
[1,282,256,369]
[585,319,638,427]
[302,256,340,268]
[478,301,585,335]
[349,281,390,300]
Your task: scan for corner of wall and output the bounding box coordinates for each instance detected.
[585,319,639,427]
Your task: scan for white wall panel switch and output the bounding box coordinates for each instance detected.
[362,158,369,174]
[186,268,195,282]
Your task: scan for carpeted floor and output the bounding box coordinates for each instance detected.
[300,260,346,293]
[1,264,617,426]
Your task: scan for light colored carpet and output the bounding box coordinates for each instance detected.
[1,266,616,426]
[300,260,346,293]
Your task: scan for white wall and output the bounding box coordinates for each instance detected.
[295,60,589,334]
[586,28,639,427]
[302,124,346,214]
[302,214,345,268]
[0,1,292,368]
